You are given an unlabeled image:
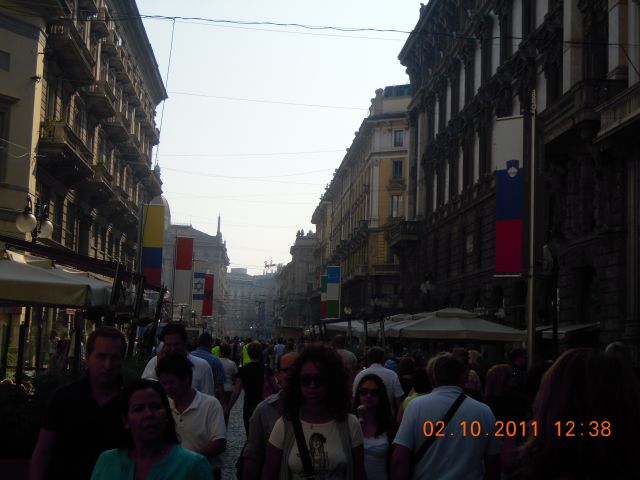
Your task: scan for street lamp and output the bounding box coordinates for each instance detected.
[15,196,53,243]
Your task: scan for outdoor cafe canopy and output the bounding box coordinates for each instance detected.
[385,308,526,342]
[0,257,112,308]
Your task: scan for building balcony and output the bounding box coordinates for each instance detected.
[101,30,118,56]
[388,220,419,250]
[596,81,640,142]
[84,80,117,118]
[38,120,94,181]
[78,0,98,15]
[103,112,129,141]
[83,162,115,205]
[371,263,400,275]
[541,79,627,146]
[110,44,124,70]
[90,5,109,38]
[46,19,95,85]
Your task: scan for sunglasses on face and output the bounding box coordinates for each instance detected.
[358,387,380,397]
[300,374,327,387]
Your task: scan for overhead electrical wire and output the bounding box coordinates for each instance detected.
[153,17,175,167]
[3,3,640,48]
[162,167,325,186]
[167,91,366,110]
[158,149,343,157]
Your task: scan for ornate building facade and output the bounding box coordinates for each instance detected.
[0,0,165,269]
[311,86,410,320]
[397,0,640,357]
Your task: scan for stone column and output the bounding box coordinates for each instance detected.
[608,0,628,80]
[563,0,584,92]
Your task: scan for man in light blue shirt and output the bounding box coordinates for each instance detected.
[391,353,501,480]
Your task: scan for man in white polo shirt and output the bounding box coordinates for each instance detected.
[352,346,405,412]
[157,352,227,480]
[142,323,215,396]
[391,352,501,480]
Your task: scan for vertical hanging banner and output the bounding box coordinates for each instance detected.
[141,204,165,288]
[326,266,341,317]
[319,275,328,318]
[173,237,193,307]
[203,274,214,316]
[192,260,207,316]
[492,116,524,274]
[495,159,524,273]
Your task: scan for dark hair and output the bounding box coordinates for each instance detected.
[220,343,231,357]
[247,341,262,360]
[86,326,127,356]
[283,344,351,422]
[354,374,395,437]
[431,353,465,387]
[333,334,346,348]
[120,379,179,448]
[411,368,431,394]
[367,347,385,365]
[155,352,193,382]
[198,332,213,349]
[162,323,187,343]
[515,348,640,479]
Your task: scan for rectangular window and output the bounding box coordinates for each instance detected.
[393,130,405,147]
[391,195,403,218]
[0,51,9,71]
[392,159,403,178]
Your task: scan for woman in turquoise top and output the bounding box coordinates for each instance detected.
[91,379,212,480]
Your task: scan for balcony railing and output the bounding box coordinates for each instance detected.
[388,220,419,250]
[90,6,109,38]
[597,81,640,140]
[38,120,94,178]
[85,80,116,118]
[46,19,95,84]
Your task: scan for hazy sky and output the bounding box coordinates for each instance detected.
[137,0,421,274]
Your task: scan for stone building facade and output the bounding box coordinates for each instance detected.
[275,230,315,328]
[311,86,410,320]
[396,0,640,358]
[0,0,166,268]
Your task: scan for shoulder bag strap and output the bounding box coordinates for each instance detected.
[413,392,466,466]
[292,414,315,480]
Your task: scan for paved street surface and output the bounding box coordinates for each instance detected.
[222,392,246,480]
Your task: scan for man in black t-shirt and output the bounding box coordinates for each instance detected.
[225,341,277,434]
[29,327,128,480]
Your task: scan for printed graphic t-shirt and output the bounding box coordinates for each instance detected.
[269,414,363,480]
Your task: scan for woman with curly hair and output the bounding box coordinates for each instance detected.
[508,348,640,479]
[354,374,397,480]
[262,344,365,480]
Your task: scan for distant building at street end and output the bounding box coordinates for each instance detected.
[275,230,316,329]
[226,267,276,339]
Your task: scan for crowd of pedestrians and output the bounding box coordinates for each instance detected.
[28,326,640,479]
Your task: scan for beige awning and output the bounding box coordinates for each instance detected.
[386,308,526,342]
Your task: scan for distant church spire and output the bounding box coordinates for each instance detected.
[217,214,221,236]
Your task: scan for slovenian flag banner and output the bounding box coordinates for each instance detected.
[495,159,524,273]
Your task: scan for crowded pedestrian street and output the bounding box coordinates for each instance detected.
[2,0,640,479]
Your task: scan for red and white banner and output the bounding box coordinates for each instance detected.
[173,237,193,307]
[203,274,214,316]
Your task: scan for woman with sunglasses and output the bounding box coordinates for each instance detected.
[262,344,365,480]
[354,374,397,480]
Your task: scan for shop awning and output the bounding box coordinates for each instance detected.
[0,257,112,308]
[386,308,526,342]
